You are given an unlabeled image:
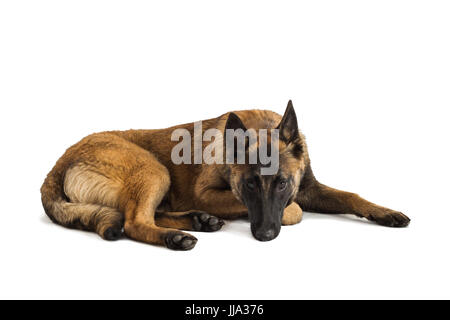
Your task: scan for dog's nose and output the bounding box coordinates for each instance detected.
[263,229,275,239]
[254,228,276,241]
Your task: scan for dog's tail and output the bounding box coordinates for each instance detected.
[41,158,123,240]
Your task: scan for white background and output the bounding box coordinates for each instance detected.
[0,1,449,299]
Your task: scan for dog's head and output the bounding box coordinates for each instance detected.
[225,101,306,241]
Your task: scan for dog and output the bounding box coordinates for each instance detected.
[41,101,410,250]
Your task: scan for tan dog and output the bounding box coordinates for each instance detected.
[41,101,410,250]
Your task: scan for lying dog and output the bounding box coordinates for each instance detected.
[41,101,410,250]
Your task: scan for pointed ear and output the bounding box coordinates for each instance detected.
[225,113,249,161]
[277,100,299,143]
[225,112,247,131]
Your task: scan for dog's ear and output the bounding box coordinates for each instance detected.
[277,100,300,144]
[225,112,249,161]
[225,112,247,131]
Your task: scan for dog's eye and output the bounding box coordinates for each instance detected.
[246,180,255,190]
[277,180,287,192]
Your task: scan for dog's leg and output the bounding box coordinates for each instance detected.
[197,189,304,225]
[124,201,198,251]
[282,202,303,225]
[155,210,225,232]
[123,163,198,251]
[195,188,248,219]
[297,165,410,227]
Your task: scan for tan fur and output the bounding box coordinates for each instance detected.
[64,164,123,208]
[282,202,303,225]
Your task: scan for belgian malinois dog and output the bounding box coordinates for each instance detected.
[41,101,410,250]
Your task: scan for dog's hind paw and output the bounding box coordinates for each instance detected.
[190,212,225,232]
[102,224,123,241]
[165,232,198,250]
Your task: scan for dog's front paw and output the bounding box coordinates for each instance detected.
[190,212,225,232]
[165,232,198,250]
[368,210,410,227]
